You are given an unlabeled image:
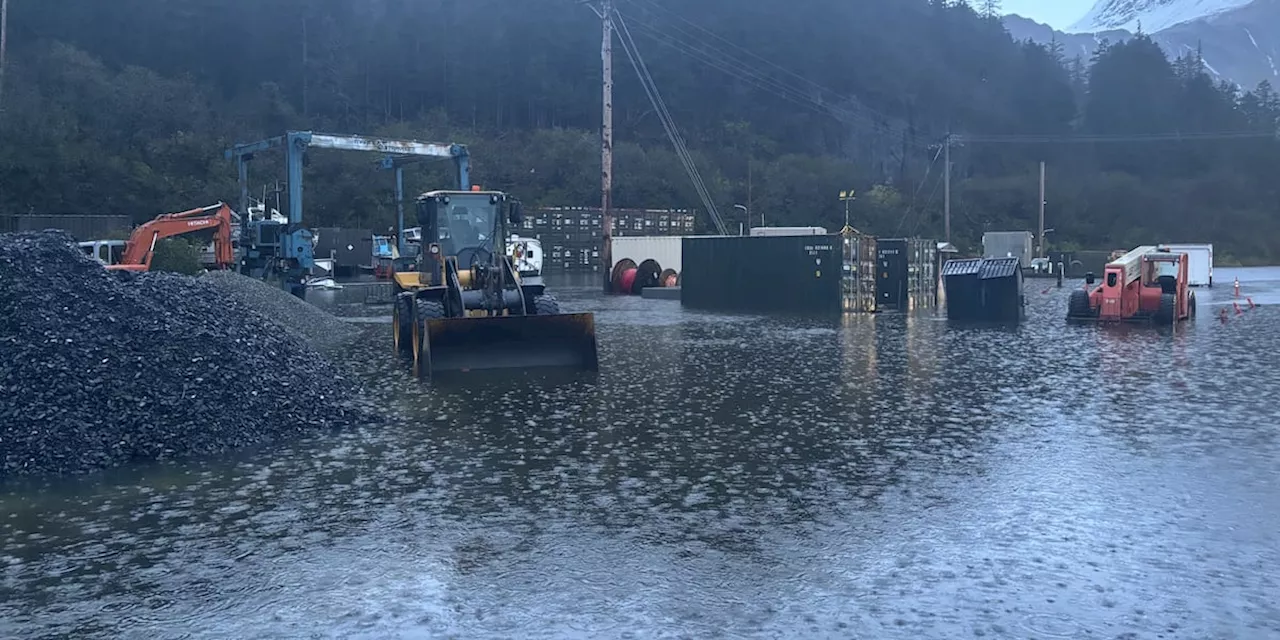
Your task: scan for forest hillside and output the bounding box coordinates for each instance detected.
[1,0,1277,262]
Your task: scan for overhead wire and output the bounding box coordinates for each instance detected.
[958,130,1279,143]
[610,1,943,235]
[626,0,915,139]
[910,170,947,238]
[597,1,1279,243]
[618,0,1278,147]
[616,12,896,139]
[615,5,930,150]
[612,8,729,234]
[894,142,945,236]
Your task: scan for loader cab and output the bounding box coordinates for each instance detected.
[415,190,521,270]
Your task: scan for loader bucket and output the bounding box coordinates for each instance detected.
[412,312,599,380]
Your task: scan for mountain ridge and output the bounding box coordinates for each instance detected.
[1005,0,1280,91]
[1068,0,1254,33]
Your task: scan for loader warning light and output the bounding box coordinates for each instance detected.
[471,185,482,192]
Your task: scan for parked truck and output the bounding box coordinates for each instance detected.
[1157,243,1212,287]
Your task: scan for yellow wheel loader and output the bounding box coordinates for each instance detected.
[390,189,599,380]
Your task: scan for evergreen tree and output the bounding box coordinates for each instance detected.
[0,0,1275,261]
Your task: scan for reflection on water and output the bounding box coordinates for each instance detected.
[2,270,1279,639]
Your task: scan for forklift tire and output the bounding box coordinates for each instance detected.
[1067,289,1091,318]
[1156,292,1177,324]
[531,294,562,316]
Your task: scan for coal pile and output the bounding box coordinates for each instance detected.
[201,270,357,350]
[0,230,370,479]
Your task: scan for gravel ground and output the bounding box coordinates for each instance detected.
[201,270,358,350]
[0,230,373,479]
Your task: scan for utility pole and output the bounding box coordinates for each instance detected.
[0,0,9,110]
[599,0,614,293]
[943,133,951,243]
[1038,161,1046,258]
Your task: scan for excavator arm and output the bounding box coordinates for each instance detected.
[107,203,236,272]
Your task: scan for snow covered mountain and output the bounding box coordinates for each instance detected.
[1068,0,1254,34]
[1004,0,1279,91]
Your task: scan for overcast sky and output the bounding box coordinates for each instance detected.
[1001,0,1092,29]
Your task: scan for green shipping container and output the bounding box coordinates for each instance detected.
[680,234,843,314]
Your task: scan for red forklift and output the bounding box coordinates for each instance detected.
[1067,245,1196,324]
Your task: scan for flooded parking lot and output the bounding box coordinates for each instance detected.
[2,270,1278,639]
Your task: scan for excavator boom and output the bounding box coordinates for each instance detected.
[107,203,236,272]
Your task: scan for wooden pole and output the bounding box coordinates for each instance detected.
[600,0,614,293]
[1038,161,1046,258]
[0,0,10,110]
[943,134,951,243]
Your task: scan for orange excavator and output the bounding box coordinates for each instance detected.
[107,203,236,272]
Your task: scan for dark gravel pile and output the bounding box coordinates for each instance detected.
[0,230,370,479]
[201,270,357,350]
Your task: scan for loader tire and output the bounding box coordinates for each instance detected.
[1156,293,1176,324]
[531,294,562,316]
[393,294,414,356]
[1067,289,1091,319]
[410,301,445,380]
[415,299,445,321]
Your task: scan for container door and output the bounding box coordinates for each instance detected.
[878,250,907,310]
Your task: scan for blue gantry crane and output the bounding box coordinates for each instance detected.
[225,131,470,296]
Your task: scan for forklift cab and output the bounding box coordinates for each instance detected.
[1143,253,1182,294]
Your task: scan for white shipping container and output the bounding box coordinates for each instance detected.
[611,235,685,276]
[1158,243,1213,287]
[982,231,1033,267]
[749,226,828,236]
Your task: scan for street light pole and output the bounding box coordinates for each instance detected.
[839,189,856,233]
[733,204,747,235]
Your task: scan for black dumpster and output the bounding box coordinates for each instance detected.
[943,256,1023,322]
[942,258,983,320]
[979,256,1024,322]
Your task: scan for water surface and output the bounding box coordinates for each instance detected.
[2,269,1278,639]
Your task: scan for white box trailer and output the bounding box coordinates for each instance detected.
[982,231,1034,267]
[1158,243,1213,287]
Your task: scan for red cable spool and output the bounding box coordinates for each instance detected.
[610,258,667,294]
[611,258,639,294]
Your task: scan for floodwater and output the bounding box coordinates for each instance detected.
[3,269,1279,639]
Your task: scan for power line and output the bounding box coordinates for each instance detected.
[625,0,914,139]
[616,7,930,150]
[612,8,728,234]
[895,142,945,236]
[959,130,1278,143]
